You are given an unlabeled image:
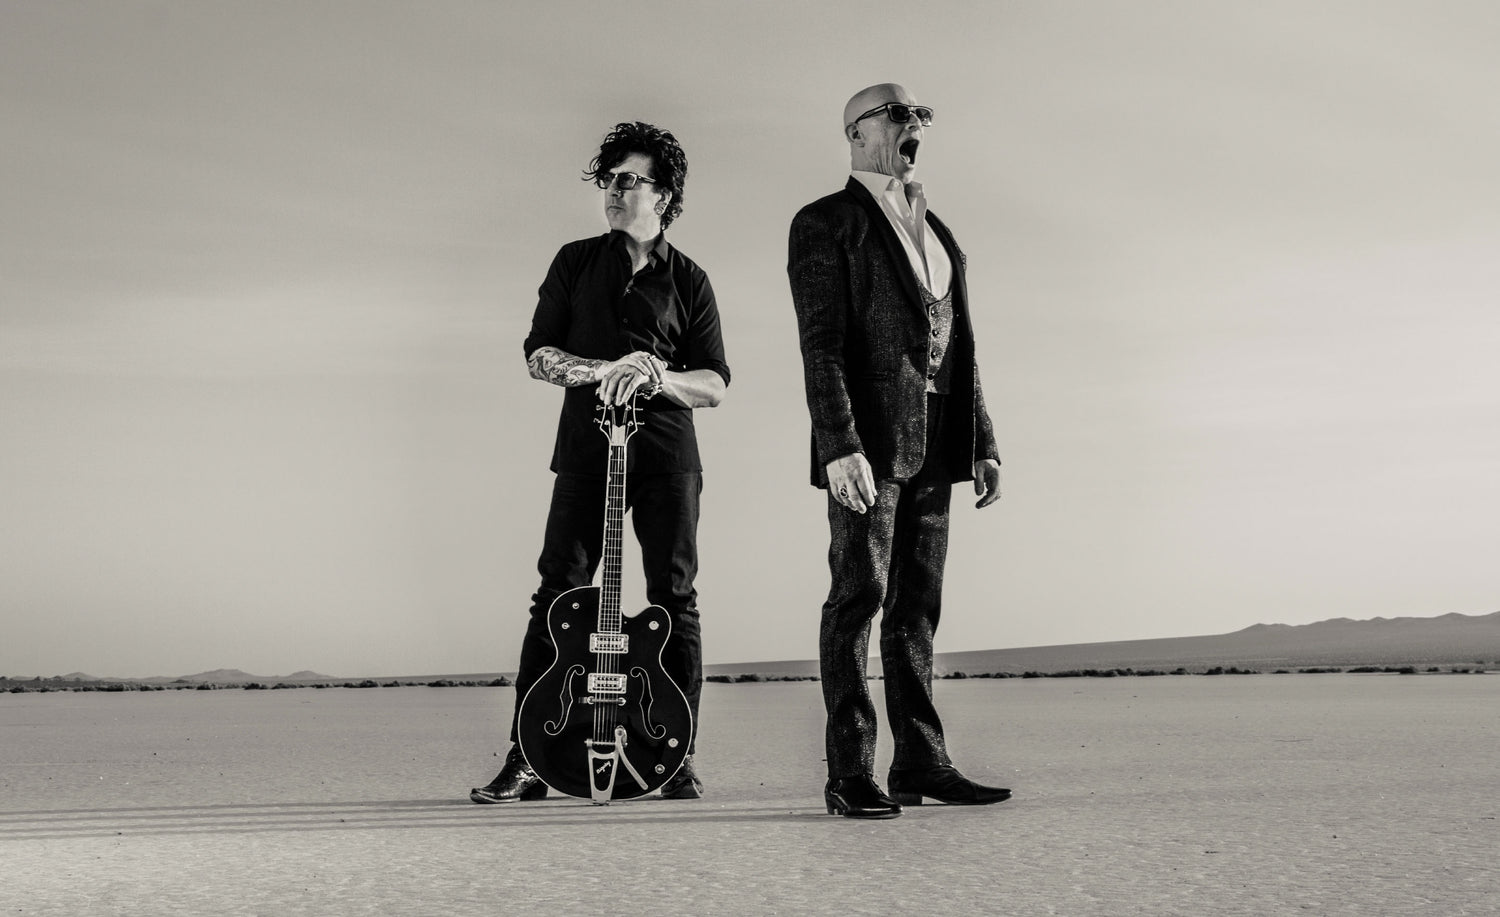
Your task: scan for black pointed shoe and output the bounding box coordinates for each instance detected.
[888,764,1011,806]
[659,754,704,799]
[824,775,903,819]
[469,746,548,804]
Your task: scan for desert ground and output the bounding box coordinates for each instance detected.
[3,675,1495,916]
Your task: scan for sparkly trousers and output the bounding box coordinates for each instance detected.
[820,394,955,778]
[508,471,704,753]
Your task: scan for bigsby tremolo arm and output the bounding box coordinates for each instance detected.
[585,725,650,805]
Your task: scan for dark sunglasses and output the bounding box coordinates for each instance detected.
[594,171,659,190]
[851,102,934,127]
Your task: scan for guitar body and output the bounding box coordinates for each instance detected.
[516,584,693,801]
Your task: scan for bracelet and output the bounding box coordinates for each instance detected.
[645,356,667,397]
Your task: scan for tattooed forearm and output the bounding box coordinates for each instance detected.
[528,346,605,387]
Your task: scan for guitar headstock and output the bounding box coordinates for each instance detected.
[596,397,641,447]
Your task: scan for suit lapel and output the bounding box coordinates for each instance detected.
[924,211,967,312]
[844,176,926,311]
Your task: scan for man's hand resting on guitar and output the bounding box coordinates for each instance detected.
[598,352,727,410]
[597,351,664,405]
[827,453,877,514]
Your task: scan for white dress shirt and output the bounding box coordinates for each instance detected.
[850,170,952,299]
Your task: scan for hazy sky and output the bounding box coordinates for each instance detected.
[4,1,1498,678]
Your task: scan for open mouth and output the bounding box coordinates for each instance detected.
[899,139,920,165]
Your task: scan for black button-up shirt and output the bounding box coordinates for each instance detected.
[523,231,731,474]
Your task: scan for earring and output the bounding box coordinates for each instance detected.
[655,203,666,215]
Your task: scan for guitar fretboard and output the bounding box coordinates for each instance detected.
[599,440,627,636]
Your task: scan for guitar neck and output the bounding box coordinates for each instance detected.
[599,440,627,635]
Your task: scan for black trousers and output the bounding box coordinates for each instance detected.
[508,471,704,753]
[820,394,955,778]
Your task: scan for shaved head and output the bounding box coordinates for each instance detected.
[843,83,913,129]
[842,82,926,182]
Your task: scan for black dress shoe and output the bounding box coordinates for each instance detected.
[659,754,704,799]
[888,764,1011,806]
[469,746,548,804]
[824,775,903,819]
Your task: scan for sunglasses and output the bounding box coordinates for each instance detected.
[594,171,659,190]
[851,102,934,127]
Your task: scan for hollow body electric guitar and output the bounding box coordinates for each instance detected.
[516,398,692,804]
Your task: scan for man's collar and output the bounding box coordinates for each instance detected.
[850,170,926,208]
[606,229,671,264]
[648,232,671,263]
[851,170,901,197]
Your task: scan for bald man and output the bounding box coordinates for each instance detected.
[788,83,1011,819]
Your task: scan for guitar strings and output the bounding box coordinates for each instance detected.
[595,404,628,754]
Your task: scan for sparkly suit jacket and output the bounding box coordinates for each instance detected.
[788,177,999,487]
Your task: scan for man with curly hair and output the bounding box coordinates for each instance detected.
[470,122,730,803]
[788,84,1010,818]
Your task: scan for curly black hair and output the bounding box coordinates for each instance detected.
[584,121,688,229]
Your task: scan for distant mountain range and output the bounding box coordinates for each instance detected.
[706,610,1500,678]
[142,668,336,685]
[46,668,337,685]
[17,610,1499,685]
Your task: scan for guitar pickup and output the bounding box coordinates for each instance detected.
[587,673,627,694]
[589,633,628,654]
